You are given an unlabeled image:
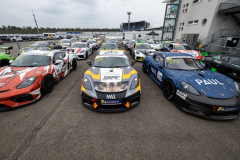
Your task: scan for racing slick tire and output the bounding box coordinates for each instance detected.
[41,75,55,93]
[162,80,176,101]
[85,52,88,59]
[142,61,147,73]
[72,59,77,70]
[0,59,10,67]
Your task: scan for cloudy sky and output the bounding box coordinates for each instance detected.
[1,0,167,29]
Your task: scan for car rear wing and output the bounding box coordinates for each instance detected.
[0,46,13,54]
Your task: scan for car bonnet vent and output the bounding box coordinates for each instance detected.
[198,73,205,77]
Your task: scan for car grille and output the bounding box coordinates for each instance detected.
[10,94,34,102]
[78,55,84,58]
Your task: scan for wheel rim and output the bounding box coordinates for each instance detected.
[163,82,172,99]
[45,77,54,90]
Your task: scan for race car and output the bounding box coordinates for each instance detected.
[201,53,240,83]
[147,40,161,51]
[0,46,15,67]
[126,40,137,51]
[87,39,99,49]
[59,39,71,49]
[136,38,146,43]
[131,43,155,61]
[142,52,240,120]
[122,38,131,47]
[18,41,62,56]
[70,38,79,43]
[0,40,3,44]
[160,41,174,51]
[68,42,93,59]
[81,51,141,112]
[164,43,203,60]
[97,43,120,54]
[80,37,90,42]
[93,38,103,46]
[0,50,77,111]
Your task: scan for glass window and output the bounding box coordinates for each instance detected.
[155,55,164,64]
[220,56,229,61]
[167,58,204,70]
[229,57,240,66]
[93,57,130,68]
[11,55,51,67]
[53,53,63,63]
[135,44,151,49]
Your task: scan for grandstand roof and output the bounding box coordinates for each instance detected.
[121,20,149,24]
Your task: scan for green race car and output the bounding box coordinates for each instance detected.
[0,46,15,67]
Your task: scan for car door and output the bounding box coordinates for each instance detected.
[52,52,65,79]
[149,54,164,86]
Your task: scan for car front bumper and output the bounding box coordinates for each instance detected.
[175,88,240,120]
[75,53,86,59]
[81,91,141,112]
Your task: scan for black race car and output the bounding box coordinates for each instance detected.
[201,53,240,83]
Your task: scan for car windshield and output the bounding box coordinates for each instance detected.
[229,57,240,66]
[93,57,130,67]
[88,40,96,43]
[11,54,51,67]
[128,41,137,44]
[167,58,204,70]
[147,41,155,44]
[100,43,118,49]
[61,40,70,43]
[174,44,188,50]
[71,43,86,48]
[135,44,151,49]
[32,42,49,47]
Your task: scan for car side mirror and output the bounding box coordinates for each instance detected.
[54,60,63,65]
[29,45,31,47]
[132,60,136,66]
[87,60,91,66]
[9,60,14,64]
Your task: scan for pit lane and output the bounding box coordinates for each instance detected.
[0,39,240,159]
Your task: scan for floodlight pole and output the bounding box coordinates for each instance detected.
[32,10,39,34]
[127,11,132,31]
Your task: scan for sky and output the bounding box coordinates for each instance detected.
[1,0,167,29]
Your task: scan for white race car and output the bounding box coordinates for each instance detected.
[132,43,155,61]
[68,42,93,59]
[87,40,99,49]
[147,41,161,51]
[60,39,71,49]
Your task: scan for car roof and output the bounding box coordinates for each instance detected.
[98,50,126,57]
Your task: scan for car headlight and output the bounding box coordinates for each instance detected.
[181,82,200,96]
[17,76,36,89]
[130,76,139,90]
[83,77,92,90]
[80,49,85,53]
[135,51,140,55]
[234,81,240,94]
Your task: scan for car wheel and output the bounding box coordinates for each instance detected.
[142,61,147,73]
[41,75,55,93]
[162,80,176,101]
[72,59,77,70]
[85,52,88,59]
[0,59,10,67]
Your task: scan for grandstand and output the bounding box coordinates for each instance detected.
[120,21,150,31]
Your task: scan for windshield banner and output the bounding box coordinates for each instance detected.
[100,68,122,82]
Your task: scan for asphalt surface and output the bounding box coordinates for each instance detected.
[1,40,240,160]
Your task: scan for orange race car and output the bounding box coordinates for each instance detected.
[0,50,77,111]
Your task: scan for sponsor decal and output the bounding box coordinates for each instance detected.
[151,67,156,75]
[176,90,187,100]
[101,100,121,105]
[213,59,222,64]
[106,94,116,99]
[0,83,5,87]
[157,71,162,82]
[217,107,238,111]
[195,79,224,85]
[101,68,122,82]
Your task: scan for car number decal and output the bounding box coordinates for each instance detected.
[176,90,187,100]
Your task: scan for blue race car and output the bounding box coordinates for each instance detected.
[143,52,240,120]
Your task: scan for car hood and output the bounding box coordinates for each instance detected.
[168,69,237,99]
[0,66,46,91]
[149,44,159,47]
[85,66,137,92]
[137,49,155,55]
[68,47,84,53]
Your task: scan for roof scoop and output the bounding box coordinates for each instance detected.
[198,73,205,77]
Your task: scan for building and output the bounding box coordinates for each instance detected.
[120,21,150,31]
[168,0,240,53]
[123,30,162,40]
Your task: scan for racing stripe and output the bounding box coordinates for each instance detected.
[85,70,100,80]
[122,70,138,79]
